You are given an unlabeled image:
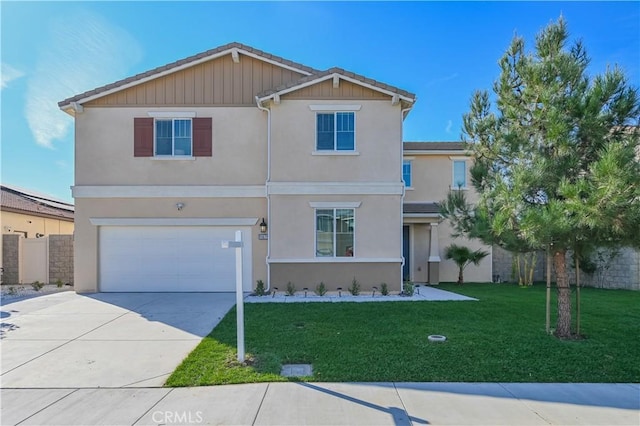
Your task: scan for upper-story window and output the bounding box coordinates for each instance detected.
[155,119,192,156]
[134,116,212,158]
[453,160,467,189]
[316,112,355,151]
[402,160,412,188]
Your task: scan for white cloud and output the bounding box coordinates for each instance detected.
[427,73,459,87]
[445,120,452,134]
[55,160,68,169]
[1,63,25,89]
[25,11,142,148]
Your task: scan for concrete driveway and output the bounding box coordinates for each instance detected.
[1,292,236,388]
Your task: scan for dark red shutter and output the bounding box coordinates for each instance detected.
[133,117,153,157]
[192,117,212,157]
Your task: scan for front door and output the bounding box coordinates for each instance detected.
[402,225,410,281]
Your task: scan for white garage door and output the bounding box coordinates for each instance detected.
[99,226,252,292]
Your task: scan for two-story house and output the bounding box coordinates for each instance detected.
[59,42,491,293]
[402,143,492,284]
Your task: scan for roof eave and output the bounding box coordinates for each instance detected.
[403,150,469,155]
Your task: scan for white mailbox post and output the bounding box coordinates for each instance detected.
[221,230,245,362]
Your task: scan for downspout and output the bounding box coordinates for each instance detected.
[255,96,272,291]
[400,104,412,291]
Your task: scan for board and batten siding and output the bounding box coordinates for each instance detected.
[282,79,390,100]
[85,54,307,107]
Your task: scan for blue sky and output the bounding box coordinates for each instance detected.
[1,1,638,203]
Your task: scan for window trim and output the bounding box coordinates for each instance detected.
[154,118,193,157]
[314,207,356,258]
[315,111,356,152]
[452,159,468,189]
[309,201,361,208]
[402,160,413,189]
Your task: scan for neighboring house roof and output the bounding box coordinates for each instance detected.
[1,185,74,221]
[403,202,440,215]
[59,42,415,112]
[403,142,466,152]
[256,66,416,103]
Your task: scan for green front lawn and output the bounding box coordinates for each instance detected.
[165,283,640,386]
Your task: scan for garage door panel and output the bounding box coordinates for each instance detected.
[99,226,251,292]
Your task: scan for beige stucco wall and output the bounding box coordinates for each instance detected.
[269,194,402,260]
[404,221,492,284]
[73,197,267,292]
[437,221,492,283]
[1,211,73,274]
[264,97,405,290]
[1,211,74,238]
[404,154,476,203]
[403,153,491,283]
[73,86,407,291]
[75,107,267,186]
[270,263,402,293]
[270,100,402,182]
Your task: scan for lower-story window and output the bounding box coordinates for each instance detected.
[316,208,354,257]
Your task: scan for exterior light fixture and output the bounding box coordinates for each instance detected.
[259,218,267,233]
[176,202,185,211]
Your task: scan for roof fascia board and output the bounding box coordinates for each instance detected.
[403,150,469,155]
[59,48,314,109]
[259,72,415,104]
[239,50,314,76]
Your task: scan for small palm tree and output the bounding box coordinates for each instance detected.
[444,244,489,285]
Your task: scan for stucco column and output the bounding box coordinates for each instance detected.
[428,223,440,285]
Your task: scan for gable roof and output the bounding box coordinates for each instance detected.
[1,185,74,221]
[58,42,320,111]
[59,42,415,113]
[256,67,416,104]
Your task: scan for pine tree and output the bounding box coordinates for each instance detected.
[441,17,640,339]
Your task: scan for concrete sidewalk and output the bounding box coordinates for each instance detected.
[2,382,638,425]
[245,285,477,303]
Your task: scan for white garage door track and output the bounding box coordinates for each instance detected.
[1,292,235,388]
